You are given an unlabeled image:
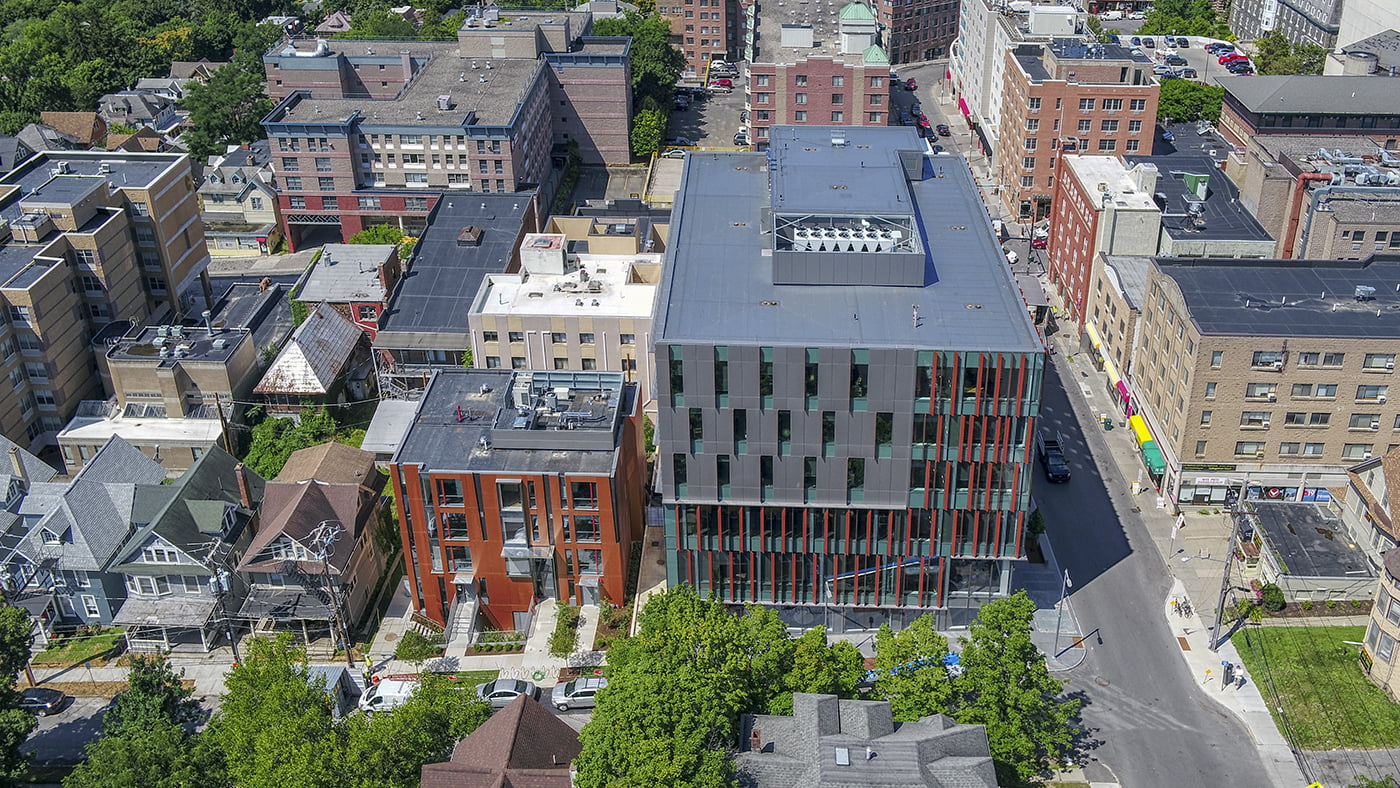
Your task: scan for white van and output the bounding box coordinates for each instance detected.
[1099,10,1122,20]
[358,678,417,714]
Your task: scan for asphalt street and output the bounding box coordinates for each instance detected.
[1036,355,1275,788]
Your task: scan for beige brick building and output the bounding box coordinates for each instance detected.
[1133,254,1400,508]
[0,152,210,451]
[469,214,666,410]
[1083,254,1149,399]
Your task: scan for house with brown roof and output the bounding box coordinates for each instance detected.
[38,112,106,149]
[420,694,581,787]
[315,10,353,34]
[107,126,173,153]
[1341,449,1400,572]
[168,60,222,82]
[235,442,389,649]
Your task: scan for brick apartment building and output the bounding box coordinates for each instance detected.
[994,39,1158,221]
[1216,75,1400,150]
[388,368,645,630]
[655,126,1044,631]
[260,11,631,249]
[660,0,736,77]
[743,2,893,144]
[0,152,212,451]
[874,0,960,64]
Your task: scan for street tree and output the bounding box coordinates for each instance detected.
[630,108,665,157]
[767,626,865,715]
[65,723,224,788]
[953,592,1080,786]
[872,613,955,722]
[103,654,201,736]
[206,635,342,788]
[393,630,444,672]
[341,675,491,788]
[574,587,790,788]
[0,607,35,782]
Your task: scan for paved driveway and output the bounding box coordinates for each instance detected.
[21,696,108,767]
[667,87,748,148]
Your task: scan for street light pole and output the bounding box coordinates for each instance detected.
[1054,569,1072,654]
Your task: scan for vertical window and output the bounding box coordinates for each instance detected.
[717,456,731,498]
[805,348,820,408]
[847,458,865,502]
[876,412,894,458]
[673,454,688,497]
[734,410,748,453]
[714,346,729,405]
[778,411,792,455]
[669,345,684,406]
[822,412,836,457]
[850,350,869,410]
[803,457,817,500]
[759,347,774,407]
[689,408,704,453]
[760,456,774,497]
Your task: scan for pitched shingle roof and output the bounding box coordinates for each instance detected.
[38,112,105,146]
[254,303,363,396]
[275,442,380,486]
[420,695,579,788]
[0,434,58,492]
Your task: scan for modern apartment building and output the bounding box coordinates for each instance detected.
[372,194,537,397]
[0,152,211,451]
[469,214,666,410]
[260,11,630,249]
[1216,76,1400,151]
[654,126,1045,632]
[659,0,736,76]
[949,0,1081,155]
[1223,133,1400,259]
[743,2,892,145]
[387,368,645,630]
[995,40,1159,221]
[1130,254,1400,508]
[1231,0,1343,48]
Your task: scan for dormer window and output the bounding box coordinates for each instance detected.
[221,504,237,536]
[208,173,221,184]
[40,528,62,546]
[230,173,242,184]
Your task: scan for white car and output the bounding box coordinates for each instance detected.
[1128,10,1146,19]
[475,678,539,709]
[551,677,608,710]
[660,148,687,159]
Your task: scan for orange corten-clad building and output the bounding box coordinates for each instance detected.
[388,368,645,630]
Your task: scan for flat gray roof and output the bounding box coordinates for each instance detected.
[298,243,396,303]
[274,42,543,127]
[374,193,533,348]
[1157,253,1400,338]
[392,368,629,475]
[655,125,1042,352]
[1221,75,1400,115]
[1251,501,1373,579]
[1100,254,1149,309]
[1125,154,1273,242]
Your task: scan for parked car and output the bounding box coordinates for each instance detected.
[19,688,69,716]
[1031,236,1047,249]
[910,101,922,115]
[932,144,944,153]
[1177,38,1190,48]
[1142,37,1155,47]
[1152,64,1172,75]
[1206,43,1234,54]
[1227,63,1255,74]
[1106,34,1121,45]
[359,679,417,715]
[900,112,914,125]
[1181,67,1199,78]
[904,77,917,91]
[739,110,750,122]
[709,78,732,87]
[551,677,608,711]
[674,95,691,110]
[475,679,540,709]
[1128,10,1146,19]
[664,136,691,146]
[935,123,951,136]
[918,117,931,127]
[1130,36,1141,47]
[1160,71,1181,80]
[733,131,750,146]
[660,148,687,158]
[1161,129,1175,141]
[1219,53,1247,64]
[1166,55,1188,66]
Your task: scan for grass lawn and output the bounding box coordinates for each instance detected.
[1233,624,1400,749]
[31,630,125,667]
[438,669,498,685]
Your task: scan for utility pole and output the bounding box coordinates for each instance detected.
[1211,509,1240,653]
[200,541,241,664]
[1054,569,1072,655]
[310,521,354,669]
[214,393,234,455]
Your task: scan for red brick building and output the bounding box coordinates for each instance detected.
[260,12,631,249]
[994,39,1159,221]
[660,0,737,77]
[388,369,645,630]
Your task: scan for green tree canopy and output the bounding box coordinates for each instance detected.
[574,587,793,788]
[65,722,224,788]
[181,58,274,161]
[1157,78,1224,123]
[1138,0,1232,38]
[872,613,955,722]
[1252,30,1326,75]
[767,626,865,715]
[102,654,201,737]
[629,108,665,157]
[0,607,34,782]
[953,592,1080,785]
[241,408,341,479]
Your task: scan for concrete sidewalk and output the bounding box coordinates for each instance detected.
[1010,532,1086,671]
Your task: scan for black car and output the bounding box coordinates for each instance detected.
[932,144,945,153]
[1166,55,1188,66]
[20,688,70,716]
[1106,34,1121,44]
[1159,72,1181,80]
[935,123,951,137]
[1142,36,1155,47]
[1227,62,1254,73]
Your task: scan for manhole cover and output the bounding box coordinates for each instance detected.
[383,632,399,642]
[1094,676,1111,687]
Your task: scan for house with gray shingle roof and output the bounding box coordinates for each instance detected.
[736,694,1003,788]
[98,91,179,133]
[108,445,263,653]
[199,141,282,256]
[8,437,166,631]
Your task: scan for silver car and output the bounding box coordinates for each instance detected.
[474,678,539,709]
[550,676,607,711]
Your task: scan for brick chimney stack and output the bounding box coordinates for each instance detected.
[235,462,254,508]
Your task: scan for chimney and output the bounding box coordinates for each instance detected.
[235,463,254,508]
[8,447,28,493]
[749,727,763,752]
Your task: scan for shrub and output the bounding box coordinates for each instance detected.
[1260,583,1286,612]
[1352,600,1366,609]
[1326,599,1338,610]
[549,605,581,658]
[1301,600,1313,611]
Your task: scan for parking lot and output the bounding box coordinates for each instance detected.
[1110,34,1251,86]
[665,83,750,149]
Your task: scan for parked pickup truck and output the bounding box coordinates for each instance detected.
[1038,432,1071,483]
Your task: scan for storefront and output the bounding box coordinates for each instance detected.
[1084,324,1135,416]
[1174,465,1336,507]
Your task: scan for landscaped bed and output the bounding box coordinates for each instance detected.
[1234,624,1400,749]
[31,629,125,667]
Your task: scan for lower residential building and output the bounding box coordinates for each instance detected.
[387,368,645,631]
[736,693,999,787]
[1364,549,1400,697]
[420,695,579,787]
